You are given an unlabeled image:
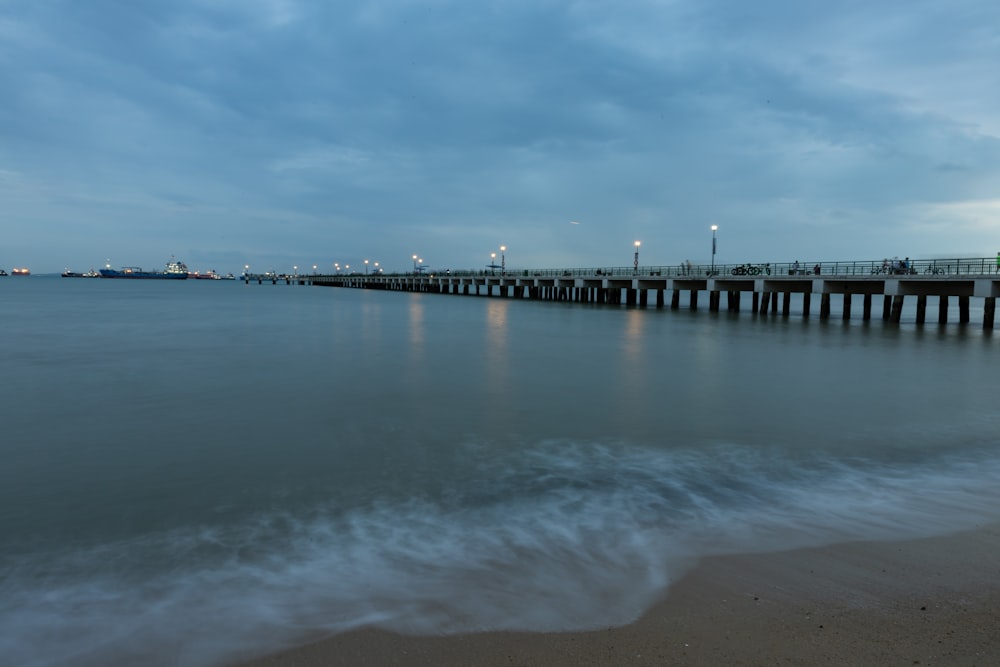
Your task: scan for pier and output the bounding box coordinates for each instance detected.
[254,258,1000,330]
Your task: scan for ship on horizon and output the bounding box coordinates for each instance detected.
[62,268,101,278]
[99,259,189,279]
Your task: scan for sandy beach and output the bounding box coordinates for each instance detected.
[235,523,1000,667]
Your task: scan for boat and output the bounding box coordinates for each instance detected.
[0,269,7,277]
[100,259,189,279]
[11,267,30,276]
[62,268,101,278]
[188,269,222,280]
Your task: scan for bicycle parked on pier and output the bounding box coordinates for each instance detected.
[730,263,771,276]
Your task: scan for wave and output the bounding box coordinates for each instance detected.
[2,439,999,666]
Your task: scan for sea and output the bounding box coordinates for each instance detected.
[2,276,998,666]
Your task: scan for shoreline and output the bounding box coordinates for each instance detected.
[235,524,1000,666]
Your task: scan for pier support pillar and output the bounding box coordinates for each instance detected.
[760,292,770,315]
[863,294,872,321]
[709,291,720,312]
[984,297,996,330]
[916,295,927,324]
[802,292,811,318]
[771,292,779,314]
[959,296,970,324]
[842,293,852,320]
[671,290,680,310]
[891,295,905,323]
[883,295,892,321]
[752,292,760,313]
[938,295,949,324]
[820,294,831,319]
[782,291,791,317]
[727,291,740,312]
[689,290,698,310]
[639,290,648,307]
[656,289,664,308]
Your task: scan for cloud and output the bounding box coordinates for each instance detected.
[3,0,1000,272]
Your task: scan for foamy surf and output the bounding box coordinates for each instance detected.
[2,439,999,667]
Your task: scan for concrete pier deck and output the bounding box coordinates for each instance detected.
[261,259,1000,329]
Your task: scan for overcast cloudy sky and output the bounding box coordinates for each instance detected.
[3,0,999,274]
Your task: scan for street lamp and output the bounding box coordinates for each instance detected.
[293,265,298,276]
[710,225,718,274]
[491,252,497,276]
[633,240,641,275]
[364,259,369,275]
[374,261,380,274]
[500,245,506,276]
[312,264,317,274]
[412,254,418,275]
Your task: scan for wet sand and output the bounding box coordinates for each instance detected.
[236,524,1000,666]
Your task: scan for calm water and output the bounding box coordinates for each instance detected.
[2,277,998,666]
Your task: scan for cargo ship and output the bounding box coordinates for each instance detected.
[11,267,30,276]
[62,268,101,278]
[188,269,222,280]
[99,259,189,279]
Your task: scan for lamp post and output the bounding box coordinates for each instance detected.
[500,245,506,276]
[633,240,641,275]
[364,259,369,275]
[710,225,718,274]
[312,264,317,274]
[374,261,380,274]
[293,265,298,276]
[490,252,497,276]
[412,254,418,275]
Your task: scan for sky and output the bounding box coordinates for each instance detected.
[2,0,999,275]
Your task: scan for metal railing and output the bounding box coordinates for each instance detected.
[322,258,1000,280]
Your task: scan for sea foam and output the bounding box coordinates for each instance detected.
[2,439,999,667]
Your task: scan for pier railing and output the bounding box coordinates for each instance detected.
[348,257,997,279]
